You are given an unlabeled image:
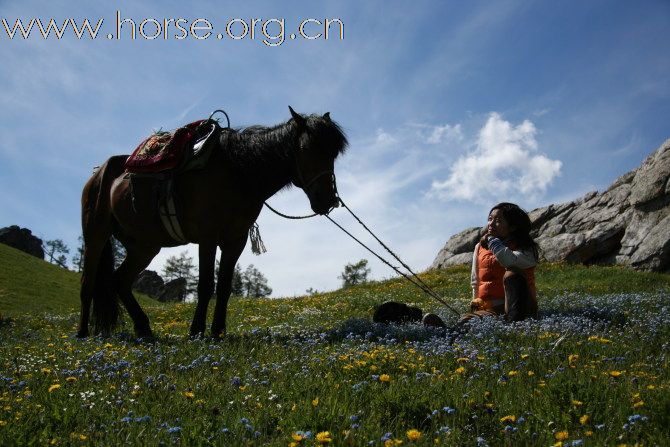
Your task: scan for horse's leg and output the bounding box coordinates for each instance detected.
[189,243,217,338]
[78,235,108,338]
[211,234,248,338]
[114,246,160,338]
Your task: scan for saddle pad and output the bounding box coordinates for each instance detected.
[124,120,206,174]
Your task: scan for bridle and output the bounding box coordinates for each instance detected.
[290,131,341,215]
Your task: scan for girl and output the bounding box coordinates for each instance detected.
[423,202,539,327]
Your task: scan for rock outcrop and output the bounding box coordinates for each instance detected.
[0,225,44,259]
[159,278,187,302]
[133,270,165,299]
[432,138,670,272]
[133,270,188,302]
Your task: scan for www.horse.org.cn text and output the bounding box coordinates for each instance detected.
[1,11,345,46]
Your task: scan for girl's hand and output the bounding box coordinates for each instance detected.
[480,230,490,247]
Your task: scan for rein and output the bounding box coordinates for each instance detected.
[263,171,461,317]
[325,200,461,317]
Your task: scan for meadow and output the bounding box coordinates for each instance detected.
[1,243,669,446]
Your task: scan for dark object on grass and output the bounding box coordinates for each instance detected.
[373,301,423,324]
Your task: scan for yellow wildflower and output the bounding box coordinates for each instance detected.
[456,357,469,363]
[527,371,535,376]
[316,431,332,443]
[520,354,529,360]
[65,377,77,383]
[41,368,51,374]
[454,366,466,375]
[312,397,319,407]
[48,384,61,393]
[609,371,623,378]
[579,415,590,425]
[500,415,516,423]
[508,370,518,377]
[379,374,391,383]
[183,391,195,399]
[406,429,422,441]
[572,400,583,407]
[555,431,569,441]
[633,400,644,408]
[0,420,7,427]
[292,433,305,442]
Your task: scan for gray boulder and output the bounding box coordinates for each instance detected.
[0,225,44,259]
[431,137,670,272]
[159,278,187,302]
[133,270,164,299]
[431,227,482,269]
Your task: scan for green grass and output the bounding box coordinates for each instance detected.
[0,243,159,317]
[1,242,669,446]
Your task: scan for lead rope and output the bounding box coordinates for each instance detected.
[263,195,460,317]
[325,203,461,318]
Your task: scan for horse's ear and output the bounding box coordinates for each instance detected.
[323,112,331,120]
[288,106,306,129]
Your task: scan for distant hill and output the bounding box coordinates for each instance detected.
[0,242,158,316]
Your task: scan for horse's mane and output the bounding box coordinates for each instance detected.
[219,114,348,171]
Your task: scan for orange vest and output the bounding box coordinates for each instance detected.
[476,243,537,313]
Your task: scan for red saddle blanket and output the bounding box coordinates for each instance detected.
[124,120,206,174]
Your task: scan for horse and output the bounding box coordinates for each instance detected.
[78,106,348,338]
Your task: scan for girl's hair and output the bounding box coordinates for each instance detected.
[485,202,539,260]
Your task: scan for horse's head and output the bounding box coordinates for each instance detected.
[288,106,348,215]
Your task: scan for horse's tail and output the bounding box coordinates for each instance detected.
[91,237,119,334]
[81,156,126,336]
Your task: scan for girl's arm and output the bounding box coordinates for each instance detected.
[471,243,479,299]
[487,237,537,269]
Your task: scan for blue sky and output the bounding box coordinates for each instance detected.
[1,0,668,297]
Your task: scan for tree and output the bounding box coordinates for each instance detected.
[339,259,371,288]
[162,251,197,295]
[231,264,244,296]
[72,235,84,272]
[44,239,70,269]
[241,264,272,298]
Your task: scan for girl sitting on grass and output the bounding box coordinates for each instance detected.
[423,202,539,327]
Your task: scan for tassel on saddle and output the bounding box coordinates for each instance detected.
[249,222,266,255]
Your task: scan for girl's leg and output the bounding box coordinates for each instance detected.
[503,270,531,321]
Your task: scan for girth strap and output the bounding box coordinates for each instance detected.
[158,178,188,244]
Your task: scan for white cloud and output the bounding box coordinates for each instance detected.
[374,128,398,147]
[425,124,463,144]
[430,112,562,203]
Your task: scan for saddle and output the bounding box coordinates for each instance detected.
[123,117,225,244]
[125,119,220,174]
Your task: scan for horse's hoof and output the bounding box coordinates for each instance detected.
[76,330,89,339]
[211,330,226,340]
[135,328,154,340]
[189,332,205,340]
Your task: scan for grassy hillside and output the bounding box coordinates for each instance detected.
[0,242,159,317]
[1,242,669,446]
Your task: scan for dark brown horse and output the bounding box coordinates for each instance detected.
[78,107,348,338]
